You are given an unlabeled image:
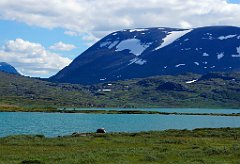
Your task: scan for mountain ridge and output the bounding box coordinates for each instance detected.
[50,26,240,84]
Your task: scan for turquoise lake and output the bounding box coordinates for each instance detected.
[1,109,240,137]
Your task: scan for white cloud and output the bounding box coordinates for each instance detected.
[49,42,76,51]
[0,0,240,43]
[82,33,100,46]
[0,38,72,77]
[64,31,78,37]
[179,21,192,29]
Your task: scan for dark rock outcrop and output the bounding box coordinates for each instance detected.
[157,82,187,91]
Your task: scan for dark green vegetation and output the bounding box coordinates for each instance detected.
[1,128,240,163]
[1,71,240,110]
[2,108,240,117]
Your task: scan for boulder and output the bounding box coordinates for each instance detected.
[96,128,106,133]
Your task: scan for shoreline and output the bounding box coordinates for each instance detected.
[1,127,240,139]
[1,109,240,117]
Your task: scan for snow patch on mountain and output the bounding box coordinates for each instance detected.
[232,46,240,57]
[129,29,148,32]
[175,64,186,67]
[135,59,147,65]
[203,33,214,40]
[128,58,147,65]
[237,46,240,54]
[108,41,119,49]
[100,41,111,48]
[217,52,224,59]
[186,79,197,84]
[194,62,200,66]
[218,35,237,40]
[154,29,192,50]
[99,40,120,49]
[116,39,151,56]
[203,53,209,57]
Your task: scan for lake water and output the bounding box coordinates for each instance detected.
[1,111,240,137]
[60,108,240,114]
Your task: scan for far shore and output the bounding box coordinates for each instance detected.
[1,107,240,117]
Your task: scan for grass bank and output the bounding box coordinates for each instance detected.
[57,109,240,117]
[0,104,57,112]
[1,128,240,163]
[1,107,240,117]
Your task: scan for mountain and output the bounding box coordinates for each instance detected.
[0,62,19,75]
[50,26,240,84]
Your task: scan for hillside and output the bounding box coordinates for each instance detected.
[0,72,94,109]
[1,71,240,109]
[87,72,240,108]
[50,26,240,84]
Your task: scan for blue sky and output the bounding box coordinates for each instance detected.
[0,20,87,59]
[0,0,240,77]
[229,0,240,3]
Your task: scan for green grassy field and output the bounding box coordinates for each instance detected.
[1,128,240,164]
